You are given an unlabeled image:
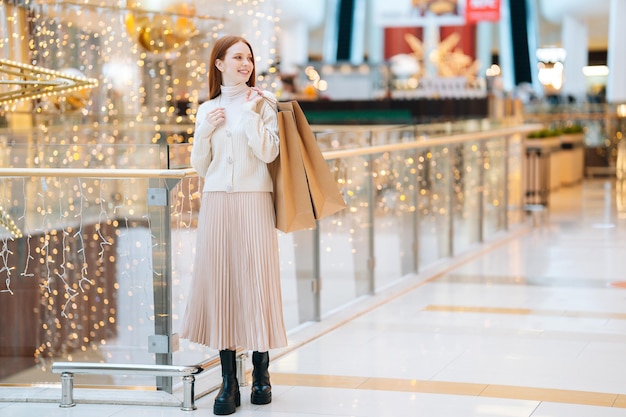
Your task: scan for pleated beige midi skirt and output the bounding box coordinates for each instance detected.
[180,191,288,351]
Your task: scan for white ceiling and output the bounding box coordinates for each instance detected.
[538,0,610,49]
[538,0,611,23]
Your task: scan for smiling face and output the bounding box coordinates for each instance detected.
[216,41,254,86]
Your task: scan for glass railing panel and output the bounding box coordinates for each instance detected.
[318,152,372,314]
[417,118,487,138]
[506,133,525,227]
[0,143,164,170]
[314,127,372,151]
[373,148,419,288]
[278,228,317,326]
[370,125,414,146]
[483,137,509,238]
[0,174,159,387]
[416,144,452,267]
[451,141,482,254]
[168,143,193,169]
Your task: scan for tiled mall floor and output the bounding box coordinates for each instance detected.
[2,179,626,417]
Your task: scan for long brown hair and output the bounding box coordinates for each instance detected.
[208,35,256,99]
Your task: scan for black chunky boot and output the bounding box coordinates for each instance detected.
[213,349,240,415]
[250,351,272,405]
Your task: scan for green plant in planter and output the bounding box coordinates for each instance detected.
[527,128,561,139]
[561,124,584,134]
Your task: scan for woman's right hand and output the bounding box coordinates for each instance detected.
[208,106,225,128]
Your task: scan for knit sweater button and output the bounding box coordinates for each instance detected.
[228,157,233,164]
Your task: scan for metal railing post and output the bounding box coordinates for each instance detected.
[448,146,455,257]
[236,351,248,386]
[504,135,511,230]
[312,223,321,321]
[147,177,181,393]
[478,141,486,242]
[59,372,75,408]
[367,147,375,295]
[181,375,196,411]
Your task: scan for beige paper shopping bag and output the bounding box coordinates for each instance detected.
[269,107,316,233]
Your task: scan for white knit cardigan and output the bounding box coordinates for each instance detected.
[191,84,280,193]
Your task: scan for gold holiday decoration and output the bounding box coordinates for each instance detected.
[428,0,457,15]
[125,1,198,54]
[404,32,480,79]
[49,68,94,111]
[0,59,98,106]
[34,0,219,55]
[411,0,458,16]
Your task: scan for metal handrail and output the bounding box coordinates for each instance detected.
[320,123,542,160]
[51,362,202,377]
[0,167,197,178]
[0,124,542,181]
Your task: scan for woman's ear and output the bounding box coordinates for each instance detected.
[215,60,224,72]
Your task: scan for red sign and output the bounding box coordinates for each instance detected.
[465,0,500,23]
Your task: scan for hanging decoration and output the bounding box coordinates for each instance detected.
[125,0,199,55]
[0,59,99,107]
[404,32,479,78]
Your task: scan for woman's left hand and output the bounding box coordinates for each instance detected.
[243,87,264,111]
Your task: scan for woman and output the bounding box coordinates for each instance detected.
[181,35,287,415]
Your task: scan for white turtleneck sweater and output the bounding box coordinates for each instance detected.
[191,84,279,193]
